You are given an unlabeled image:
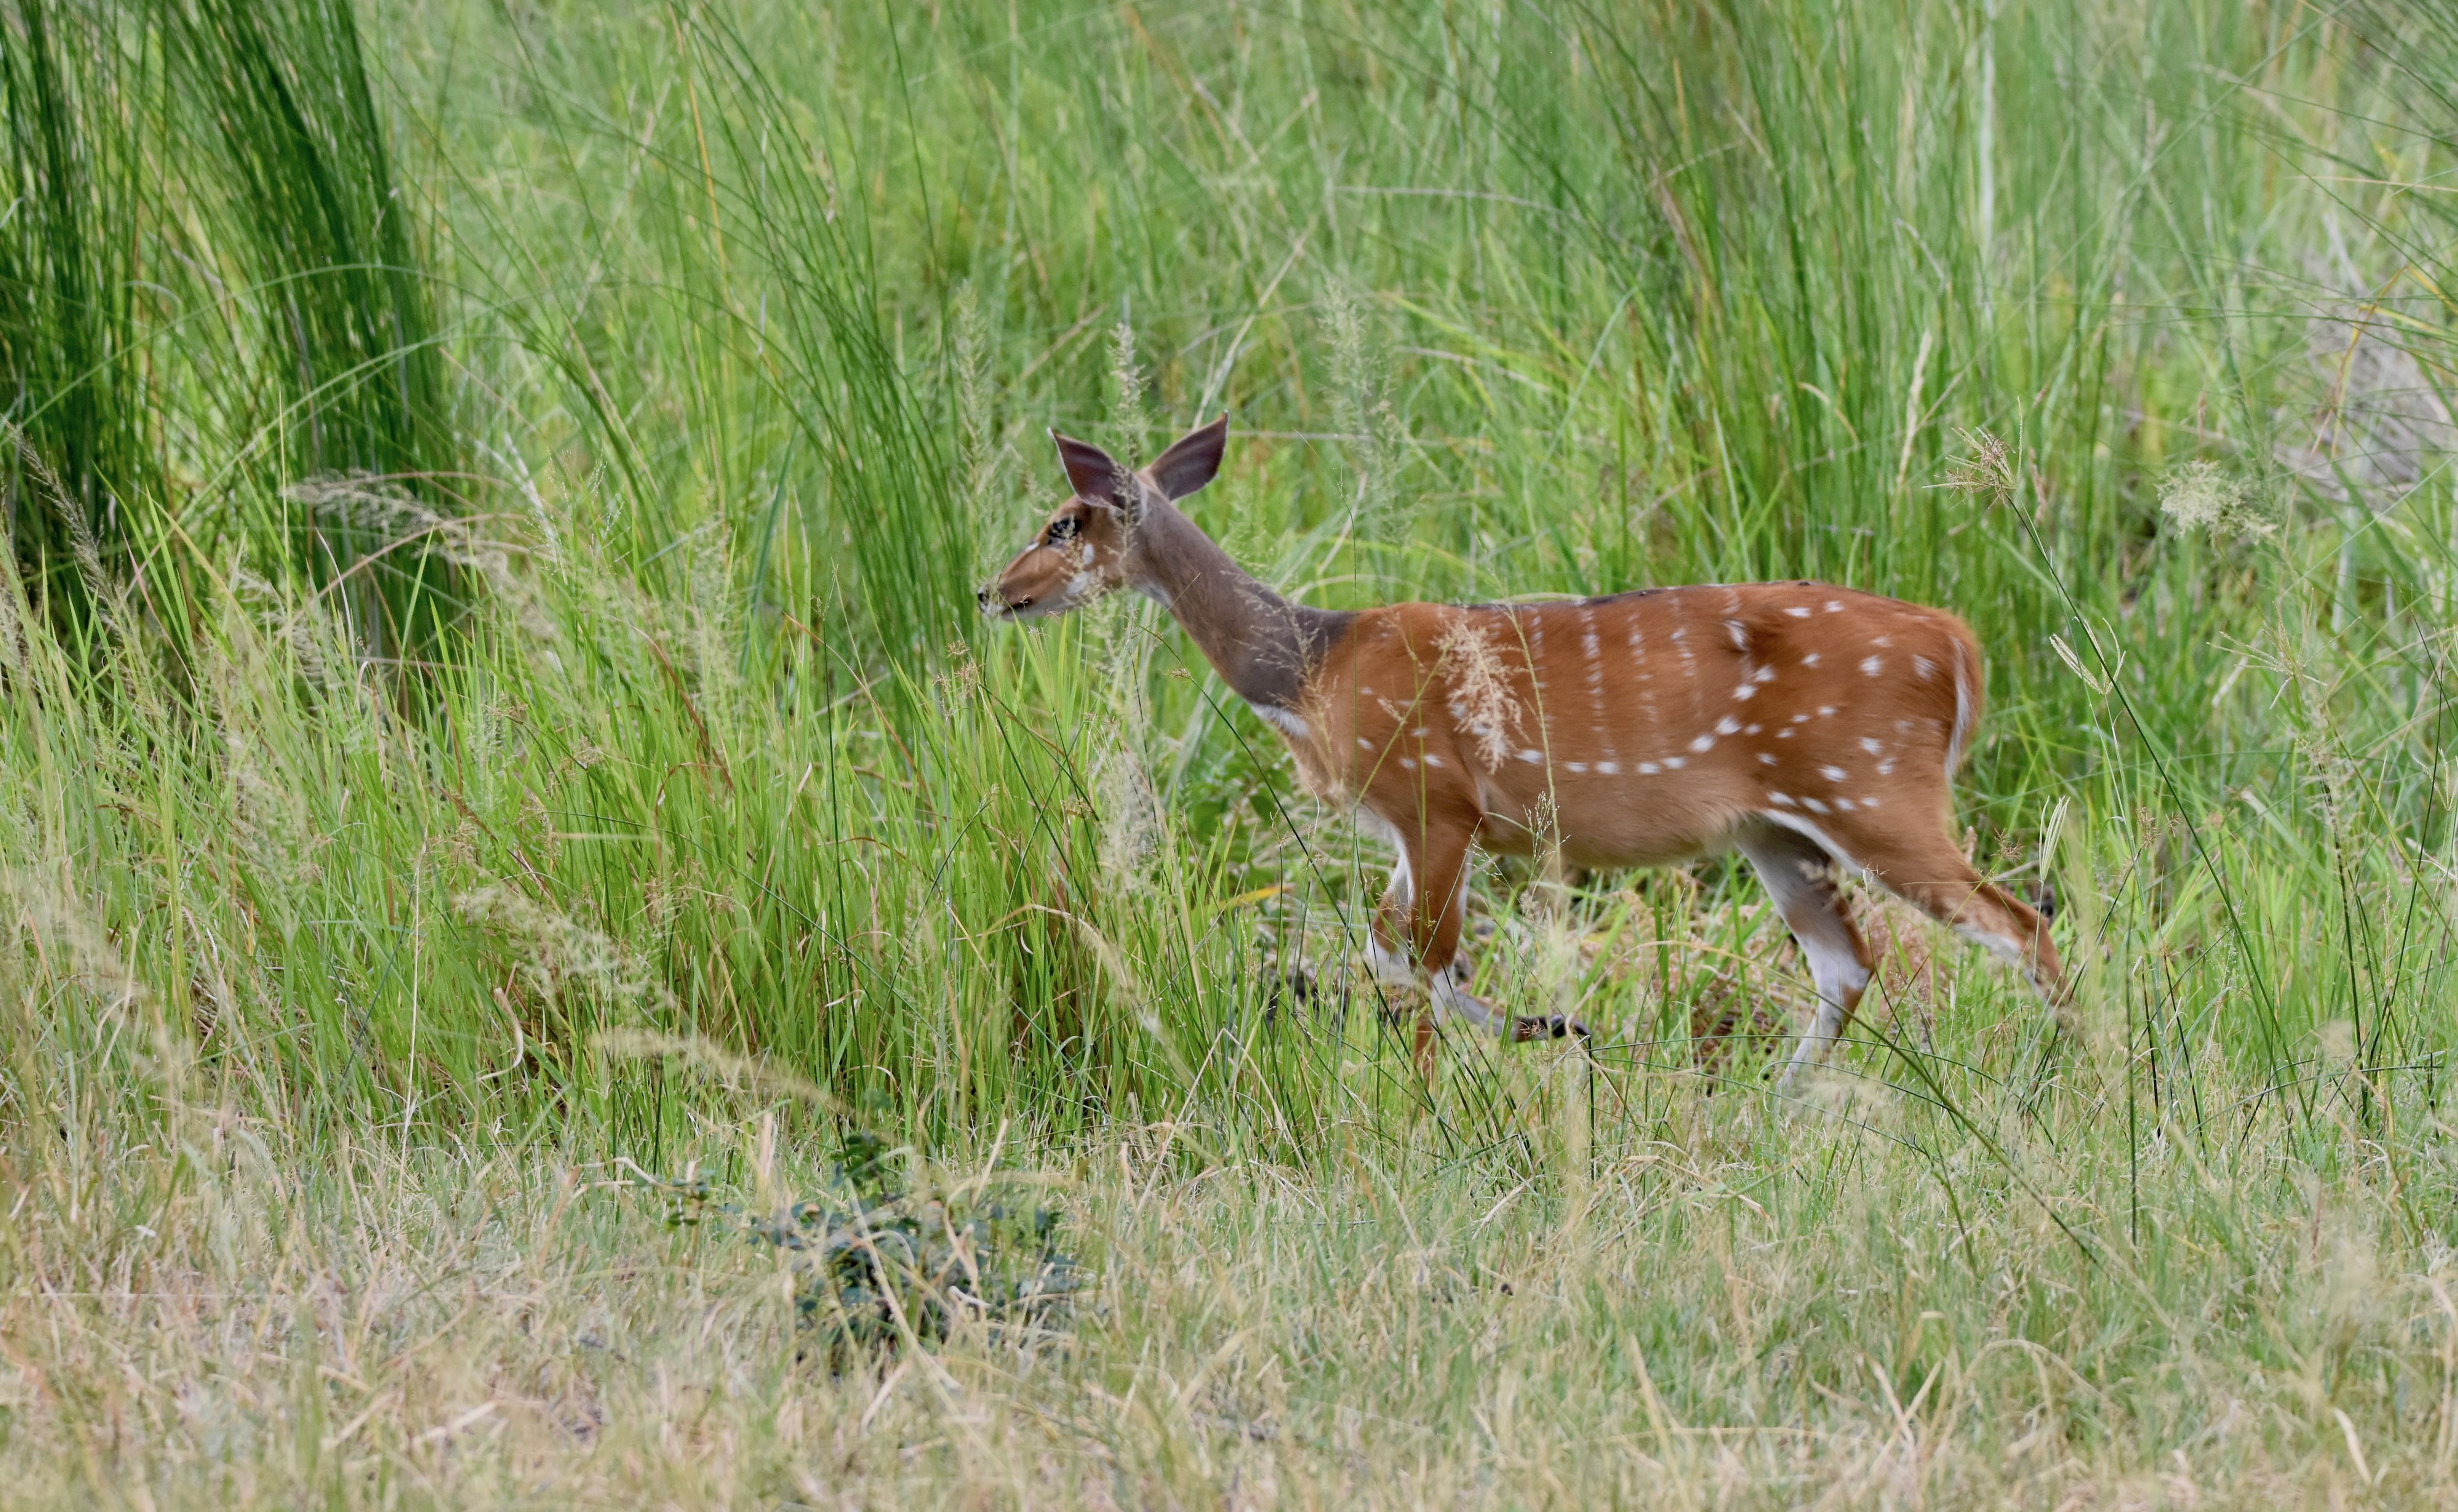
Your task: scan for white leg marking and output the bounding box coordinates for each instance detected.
[1367,930,1418,987]
[1737,820,1875,1089]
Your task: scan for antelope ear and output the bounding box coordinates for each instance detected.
[1051,431,1132,511]
[1146,414,1229,501]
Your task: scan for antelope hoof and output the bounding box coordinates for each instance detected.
[1511,1014,1590,1043]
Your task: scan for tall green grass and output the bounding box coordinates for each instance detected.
[0,0,451,652]
[0,0,2451,1156]
[4,1,2458,1501]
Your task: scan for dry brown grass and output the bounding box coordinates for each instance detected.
[2,1098,2448,1511]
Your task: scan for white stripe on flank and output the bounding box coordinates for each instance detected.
[1947,635,1977,772]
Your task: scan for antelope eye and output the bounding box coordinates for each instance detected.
[1046,517,1078,544]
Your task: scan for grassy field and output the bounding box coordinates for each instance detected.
[2,0,2457,1504]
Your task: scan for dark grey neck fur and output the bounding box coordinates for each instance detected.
[1123,499,1351,710]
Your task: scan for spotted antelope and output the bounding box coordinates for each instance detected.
[980,415,2063,1081]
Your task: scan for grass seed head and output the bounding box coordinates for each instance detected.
[1094,745,1161,893]
[1436,616,1525,770]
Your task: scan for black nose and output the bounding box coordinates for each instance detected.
[976,587,995,610]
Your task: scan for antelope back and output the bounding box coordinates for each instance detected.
[1296,584,1979,866]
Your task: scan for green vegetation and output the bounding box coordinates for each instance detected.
[2,0,2456,1503]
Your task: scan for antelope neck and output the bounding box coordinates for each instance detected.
[1126,501,1351,711]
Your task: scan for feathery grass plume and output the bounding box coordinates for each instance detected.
[0,503,33,682]
[681,512,743,732]
[592,1028,842,1111]
[1093,320,1156,710]
[2159,460,2241,530]
[952,282,1008,588]
[1517,791,1586,1030]
[2158,460,2275,536]
[1435,615,1525,769]
[283,473,511,593]
[283,472,562,645]
[1094,743,1161,895]
[6,423,120,633]
[1320,279,1400,536]
[1107,316,1149,461]
[1937,427,2017,509]
[454,884,673,1017]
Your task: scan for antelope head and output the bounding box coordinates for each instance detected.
[977,417,1229,620]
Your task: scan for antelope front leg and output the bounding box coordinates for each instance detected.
[1370,823,1584,1054]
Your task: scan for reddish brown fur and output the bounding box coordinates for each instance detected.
[984,418,2063,1079]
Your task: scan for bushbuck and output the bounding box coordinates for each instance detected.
[980,415,2062,1081]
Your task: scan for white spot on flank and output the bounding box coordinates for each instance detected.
[1836,798,1858,812]
[1877,759,1896,775]
[1859,737,1883,755]
[1770,791,1797,807]
[1821,765,1848,782]
[1566,761,1588,773]
[1825,600,1844,612]
[1518,748,1544,764]
[1412,726,1430,737]
[1359,737,1375,750]
[1756,665,1777,683]
[1785,605,1811,617]
[1399,756,1418,769]
[1718,716,1743,735]
[1803,797,1831,814]
[1776,729,1794,739]
[1663,756,1686,769]
[1734,684,1757,700]
[1896,719,1915,732]
[1725,619,1748,649]
[1689,734,1716,753]
[1872,635,1893,648]
[1597,761,1619,774]
[1861,656,1883,676]
[1424,754,1445,767]
[1360,686,1375,697]
[1638,761,1661,775]
[1802,652,1820,666]
[1818,707,1837,718]
[1745,724,1762,734]
[1759,752,1778,765]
